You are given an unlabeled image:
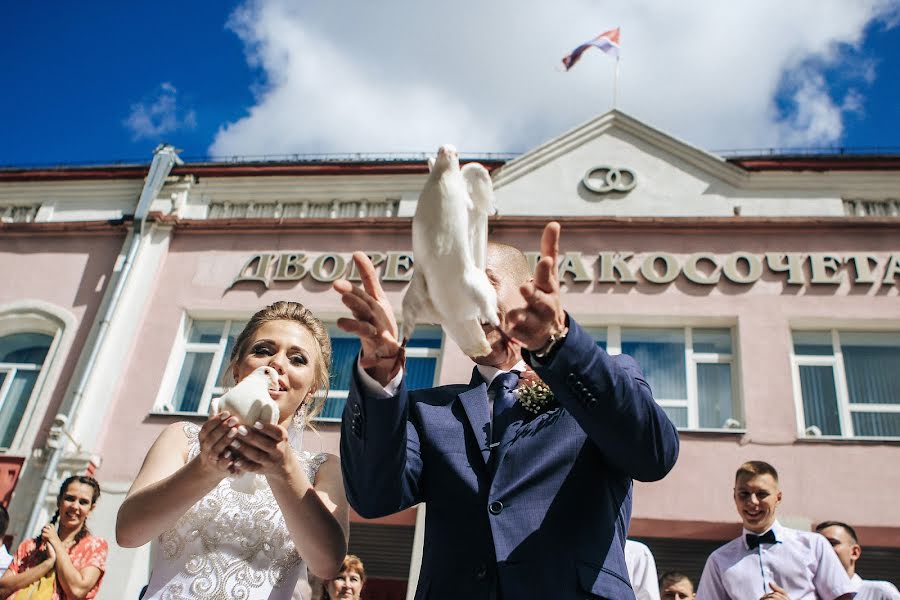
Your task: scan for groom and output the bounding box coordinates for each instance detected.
[333,222,679,599]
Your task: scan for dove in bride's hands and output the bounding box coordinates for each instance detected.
[209,366,281,494]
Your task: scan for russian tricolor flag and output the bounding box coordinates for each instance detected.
[562,27,620,71]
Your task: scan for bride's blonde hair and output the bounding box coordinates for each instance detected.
[225,301,332,424]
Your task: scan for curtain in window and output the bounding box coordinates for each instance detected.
[214,321,247,386]
[0,332,52,364]
[0,371,39,447]
[407,358,437,391]
[799,365,841,435]
[663,407,688,428]
[172,352,214,412]
[330,338,362,392]
[851,412,900,436]
[697,363,734,428]
[843,344,900,405]
[621,329,686,399]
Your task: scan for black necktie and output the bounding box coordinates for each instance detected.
[746,529,777,549]
[490,371,520,447]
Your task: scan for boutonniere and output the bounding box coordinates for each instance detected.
[514,369,556,414]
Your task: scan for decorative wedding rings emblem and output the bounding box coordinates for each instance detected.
[582,166,637,194]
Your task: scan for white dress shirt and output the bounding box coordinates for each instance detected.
[0,544,11,573]
[852,573,900,600]
[696,521,855,600]
[625,539,661,600]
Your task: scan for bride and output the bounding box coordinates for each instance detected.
[116,301,348,599]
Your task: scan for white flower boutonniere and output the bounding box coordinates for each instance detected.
[514,370,556,415]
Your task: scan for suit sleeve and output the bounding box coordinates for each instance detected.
[525,315,679,482]
[340,362,424,519]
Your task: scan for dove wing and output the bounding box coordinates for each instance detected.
[461,163,493,270]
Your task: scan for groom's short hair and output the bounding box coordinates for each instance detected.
[487,242,531,285]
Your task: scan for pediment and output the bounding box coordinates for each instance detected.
[491,110,750,217]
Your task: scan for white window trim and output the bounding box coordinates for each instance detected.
[153,315,245,415]
[792,328,900,440]
[0,301,77,453]
[595,324,741,431]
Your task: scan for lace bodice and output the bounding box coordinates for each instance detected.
[142,423,328,600]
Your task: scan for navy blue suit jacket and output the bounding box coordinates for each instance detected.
[341,317,679,599]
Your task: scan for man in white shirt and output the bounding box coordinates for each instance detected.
[696,460,854,600]
[816,521,900,600]
[660,572,696,600]
[626,539,661,600]
[0,505,11,573]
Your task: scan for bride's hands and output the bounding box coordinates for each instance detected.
[198,412,245,477]
[226,422,299,482]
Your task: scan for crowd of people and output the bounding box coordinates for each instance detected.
[0,221,895,599]
[621,461,899,600]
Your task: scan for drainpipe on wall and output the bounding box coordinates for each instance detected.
[23,144,183,537]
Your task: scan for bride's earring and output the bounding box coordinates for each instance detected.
[293,401,308,430]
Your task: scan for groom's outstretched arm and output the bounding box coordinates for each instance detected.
[508,222,679,482]
[333,253,423,518]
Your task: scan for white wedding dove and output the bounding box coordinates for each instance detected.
[401,144,499,357]
[209,365,281,494]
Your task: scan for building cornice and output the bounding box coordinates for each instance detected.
[0,159,506,183]
[147,214,900,235]
[0,219,130,236]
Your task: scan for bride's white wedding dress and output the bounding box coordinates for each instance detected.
[142,423,328,600]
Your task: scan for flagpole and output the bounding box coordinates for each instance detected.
[613,57,620,109]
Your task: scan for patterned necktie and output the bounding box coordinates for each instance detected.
[746,529,777,549]
[490,371,520,448]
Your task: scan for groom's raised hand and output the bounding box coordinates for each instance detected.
[506,221,567,352]
[333,252,405,386]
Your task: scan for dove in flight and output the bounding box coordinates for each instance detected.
[401,144,499,357]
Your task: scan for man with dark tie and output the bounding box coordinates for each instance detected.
[333,222,679,600]
[697,461,854,600]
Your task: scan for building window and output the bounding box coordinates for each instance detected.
[0,332,53,448]
[793,330,900,438]
[317,326,443,422]
[596,326,739,430]
[160,319,442,420]
[161,319,247,414]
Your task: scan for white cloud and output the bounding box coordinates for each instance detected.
[209,0,898,157]
[125,83,197,142]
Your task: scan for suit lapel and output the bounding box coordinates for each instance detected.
[493,402,527,474]
[458,368,491,464]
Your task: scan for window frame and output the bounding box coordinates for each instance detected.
[0,301,76,453]
[153,315,247,416]
[792,328,900,441]
[154,315,444,421]
[594,323,742,432]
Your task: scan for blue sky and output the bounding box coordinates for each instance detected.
[2,0,898,166]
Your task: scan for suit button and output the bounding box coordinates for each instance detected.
[475,564,487,580]
[488,501,503,515]
[352,404,361,415]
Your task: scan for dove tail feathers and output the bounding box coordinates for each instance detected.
[447,319,492,358]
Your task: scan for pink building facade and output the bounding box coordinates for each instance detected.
[2,112,898,597]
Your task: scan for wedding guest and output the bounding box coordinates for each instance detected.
[626,539,660,600]
[117,301,349,599]
[696,461,853,600]
[0,505,12,573]
[816,521,900,600]
[0,475,107,599]
[321,555,365,600]
[333,222,679,599]
[659,571,695,600]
